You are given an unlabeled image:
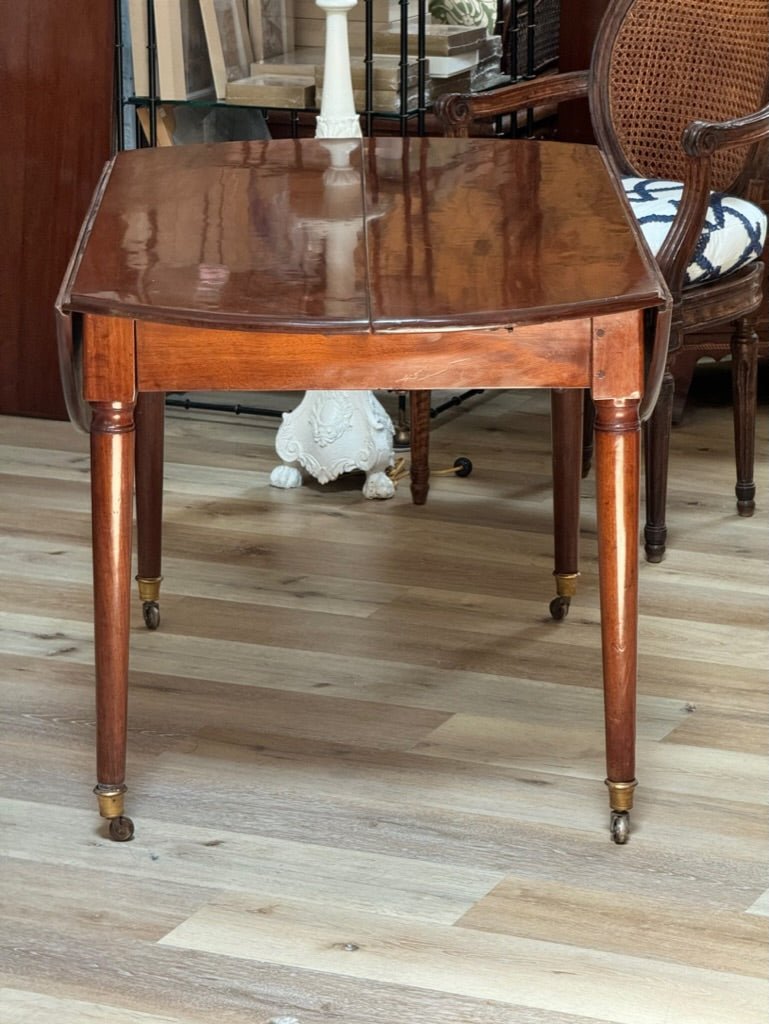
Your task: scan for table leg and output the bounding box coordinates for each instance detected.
[90,399,136,842]
[409,390,432,506]
[593,397,640,844]
[135,392,165,631]
[549,388,583,620]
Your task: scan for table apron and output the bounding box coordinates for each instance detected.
[134,318,596,393]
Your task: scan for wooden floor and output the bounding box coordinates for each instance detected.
[1,369,767,1024]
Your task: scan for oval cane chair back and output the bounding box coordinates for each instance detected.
[590,0,769,192]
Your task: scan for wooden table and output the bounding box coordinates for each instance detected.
[57,136,670,844]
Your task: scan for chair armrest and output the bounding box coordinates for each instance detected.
[683,102,769,157]
[656,102,769,291]
[434,70,589,137]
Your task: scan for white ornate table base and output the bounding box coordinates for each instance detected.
[270,389,396,498]
[271,0,397,499]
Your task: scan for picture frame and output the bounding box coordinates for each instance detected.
[247,0,295,62]
[127,0,150,96]
[153,0,215,101]
[199,0,255,98]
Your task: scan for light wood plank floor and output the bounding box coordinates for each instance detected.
[1,368,767,1024]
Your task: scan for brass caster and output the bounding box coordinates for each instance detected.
[549,595,570,620]
[94,784,134,841]
[610,810,629,844]
[142,600,160,630]
[136,575,162,629]
[550,572,578,620]
[108,815,135,842]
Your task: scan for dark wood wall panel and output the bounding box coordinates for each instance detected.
[0,0,114,418]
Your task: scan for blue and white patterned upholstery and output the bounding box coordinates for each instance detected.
[622,177,767,286]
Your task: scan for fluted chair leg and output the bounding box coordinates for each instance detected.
[731,316,758,517]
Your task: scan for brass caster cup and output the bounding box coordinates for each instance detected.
[605,778,637,812]
[94,785,134,842]
[553,571,579,599]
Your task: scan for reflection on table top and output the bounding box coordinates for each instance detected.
[64,136,666,332]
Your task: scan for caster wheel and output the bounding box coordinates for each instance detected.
[142,601,160,630]
[610,811,629,845]
[453,457,473,478]
[108,815,135,842]
[549,595,570,621]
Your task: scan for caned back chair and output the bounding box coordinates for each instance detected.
[434,0,769,561]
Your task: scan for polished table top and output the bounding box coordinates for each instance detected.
[63,136,666,332]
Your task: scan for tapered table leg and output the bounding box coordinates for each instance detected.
[135,391,165,630]
[593,397,640,845]
[90,399,136,842]
[409,390,432,506]
[550,388,583,620]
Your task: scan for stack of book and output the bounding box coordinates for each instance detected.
[292,0,417,51]
[370,21,487,84]
[315,53,425,114]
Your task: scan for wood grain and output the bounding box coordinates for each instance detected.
[0,376,766,1023]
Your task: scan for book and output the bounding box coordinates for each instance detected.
[315,53,425,90]
[153,0,215,101]
[294,16,418,50]
[429,70,472,96]
[252,46,325,77]
[294,0,403,21]
[226,73,316,107]
[423,50,480,78]
[316,86,423,114]
[372,22,487,55]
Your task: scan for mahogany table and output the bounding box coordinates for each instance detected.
[57,136,670,844]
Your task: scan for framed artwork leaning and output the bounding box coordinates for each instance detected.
[199,0,255,98]
[248,0,295,61]
[153,0,215,101]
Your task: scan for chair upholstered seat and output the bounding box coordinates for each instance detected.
[623,177,767,286]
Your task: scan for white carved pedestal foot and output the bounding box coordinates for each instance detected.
[270,390,396,498]
[271,0,397,499]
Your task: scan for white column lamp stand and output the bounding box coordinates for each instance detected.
[270,0,397,500]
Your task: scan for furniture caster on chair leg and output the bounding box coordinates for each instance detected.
[549,572,579,621]
[136,575,162,630]
[94,784,134,842]
[605,778,636,844]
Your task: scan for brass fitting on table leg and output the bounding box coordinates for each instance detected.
[553,572,580,598]
[94,783,127,819]
[549,572,580,620]
[94,784,134,841]
[135,575,162,603]
[605,778,638,812]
